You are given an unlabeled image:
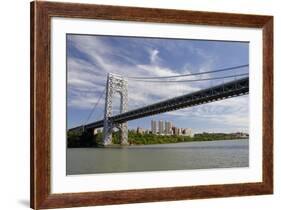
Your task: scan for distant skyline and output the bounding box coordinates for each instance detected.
[67,34,249,133]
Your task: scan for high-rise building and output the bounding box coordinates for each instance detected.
[165,121,172,134]
[151,120,157,134]
[178,128,182,135]
[151,120,192,136]
[137,127,144,134]
[175,127,180,135]
[182,128,193,137]
[172,126,176,135]
[159,120,164,134]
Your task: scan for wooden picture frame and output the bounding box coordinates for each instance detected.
[30,1,273,209]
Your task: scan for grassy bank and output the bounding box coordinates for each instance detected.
[127,132,247,145]
[67,130,248,148]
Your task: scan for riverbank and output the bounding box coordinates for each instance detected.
[67,130,248,148]
[126,132,248,145]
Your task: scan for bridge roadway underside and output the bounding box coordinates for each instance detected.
[69,77,249,132]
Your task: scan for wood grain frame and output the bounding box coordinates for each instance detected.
[30,1,273,209]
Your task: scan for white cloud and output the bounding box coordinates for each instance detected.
[164,95,248,131]
[149,49,160,64]
[67,35,200,110]
[67,35,248,132]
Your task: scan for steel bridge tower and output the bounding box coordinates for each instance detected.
[103,73,128,145]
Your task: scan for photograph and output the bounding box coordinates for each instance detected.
[30,2,273,208]
[66,34,249,175]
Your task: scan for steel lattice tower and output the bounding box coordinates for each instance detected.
[103,73,128,145]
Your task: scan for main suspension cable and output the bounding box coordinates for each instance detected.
[131,73,249,83]
[128,64,249,80]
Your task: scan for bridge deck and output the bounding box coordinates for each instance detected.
[69,77,249,132]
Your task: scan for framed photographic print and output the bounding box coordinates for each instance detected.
[30,1,273,209]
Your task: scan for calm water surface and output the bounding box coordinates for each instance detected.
[67,139,249,175]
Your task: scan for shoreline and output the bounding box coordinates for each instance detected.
[68,138,248,148]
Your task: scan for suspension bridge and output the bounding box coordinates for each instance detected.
[68,64,249,146]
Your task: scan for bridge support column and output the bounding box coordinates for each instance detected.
[103,123,113,145]
[102,122,128,145]
[120,123,128,145]
[92,128,96,135]
[103,73,128,146]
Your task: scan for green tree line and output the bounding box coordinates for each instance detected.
[67,130,248,148]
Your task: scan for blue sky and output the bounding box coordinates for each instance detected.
[67,34,249,133]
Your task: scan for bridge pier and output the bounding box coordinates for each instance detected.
[92,128,96,135]
[119,123,128,145]
[102,125,113,145]
[102,122,128,145]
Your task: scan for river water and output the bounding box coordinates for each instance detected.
[67,139,249,175]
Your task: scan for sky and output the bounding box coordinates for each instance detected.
[66,34,249,133]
